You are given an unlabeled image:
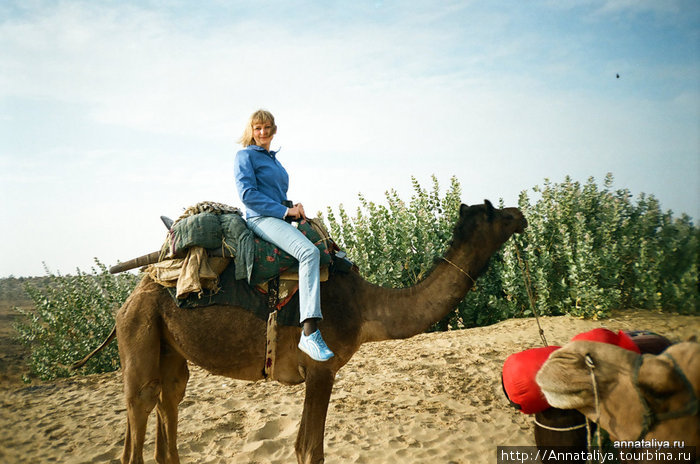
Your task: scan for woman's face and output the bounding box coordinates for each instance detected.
[252,120,275,150]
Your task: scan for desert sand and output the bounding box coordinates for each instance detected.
[0,310,697,463]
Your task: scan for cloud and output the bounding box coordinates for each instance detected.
[0,2,520,140]
[0,0,698,276]
[541,0,689,16]
[594,0,684,15]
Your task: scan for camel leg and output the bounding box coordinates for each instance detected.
[295,366,335,464]
[154,345,189,464]
[118,313,162,464]
[122,375,161,464]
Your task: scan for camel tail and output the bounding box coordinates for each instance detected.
[70,325,117,370]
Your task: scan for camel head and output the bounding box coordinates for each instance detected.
[536,340,700,444]
[453,200,527,252]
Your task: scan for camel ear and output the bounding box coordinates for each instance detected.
[637,356,685,395]
[484,199,495,220]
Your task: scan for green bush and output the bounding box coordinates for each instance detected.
[511,174,698,318]
[324,173,698,329]
[14,259,139,381]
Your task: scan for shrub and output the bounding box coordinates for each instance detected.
[14,259,139,381]
[512,174,698,318]
[324,173,698,329]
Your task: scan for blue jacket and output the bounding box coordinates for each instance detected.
[234,145,289,219]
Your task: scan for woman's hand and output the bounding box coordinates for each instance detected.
[286,203,307,220]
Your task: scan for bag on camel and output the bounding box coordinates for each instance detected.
[170,212,223,253]
[502,345,561,414]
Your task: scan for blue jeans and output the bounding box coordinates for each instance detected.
[247,216,322,322]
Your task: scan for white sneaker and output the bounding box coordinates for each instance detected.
[298,330,335,362]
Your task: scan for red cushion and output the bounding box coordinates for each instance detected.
[502,346,561,414]
[571,328,641,353]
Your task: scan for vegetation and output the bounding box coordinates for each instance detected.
[0,276,50,301]
[7,173,698,379]
[325,173,698,330]
[12,260,139,380]
[505,174,698,319]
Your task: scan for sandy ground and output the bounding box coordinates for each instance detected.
[0,310,697,463]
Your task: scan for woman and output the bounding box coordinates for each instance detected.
[234,109,334,362]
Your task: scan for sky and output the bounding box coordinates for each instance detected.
[1,0,698,277]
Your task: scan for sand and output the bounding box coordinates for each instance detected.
[0,310,697,463]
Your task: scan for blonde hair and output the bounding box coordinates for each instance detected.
[238,109,277,147]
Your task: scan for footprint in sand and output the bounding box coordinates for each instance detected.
[249,417,296,442]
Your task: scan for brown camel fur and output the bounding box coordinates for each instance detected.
[532,332,673,463]
[81,201,526,463]
[536,340,700,451]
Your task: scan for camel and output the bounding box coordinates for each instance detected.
[536,340,700,454]
[77,201,526,463]
[531,332,673,464]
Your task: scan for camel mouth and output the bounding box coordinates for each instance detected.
[540,388,589,410]
[537,373,591,402]
[538,378,589,397]
[537,365,592,409]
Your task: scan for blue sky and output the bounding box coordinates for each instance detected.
[1,0,698,277]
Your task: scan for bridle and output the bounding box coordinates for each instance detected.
[585,354,603,449]
[630,352,699,441]
[586,351,699,442]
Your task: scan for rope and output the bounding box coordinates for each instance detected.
[172,201,242,227]
[441,257,476,285]
[533,417,587,432]
[585,354,603,462]
[263,277,280,380]
[584,418,596,464]
[514,243,548,347]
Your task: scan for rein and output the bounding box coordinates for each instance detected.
[514,243,548,347]
[585,354,603,451]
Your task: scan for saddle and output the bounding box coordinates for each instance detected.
[145,202,355,324]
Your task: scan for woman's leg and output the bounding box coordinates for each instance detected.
[248,216,322,321]
[248,217,333,361]
[248,216,334,361]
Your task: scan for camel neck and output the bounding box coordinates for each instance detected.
[358,246,483,343]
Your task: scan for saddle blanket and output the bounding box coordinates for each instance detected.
[165,260,303,327]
